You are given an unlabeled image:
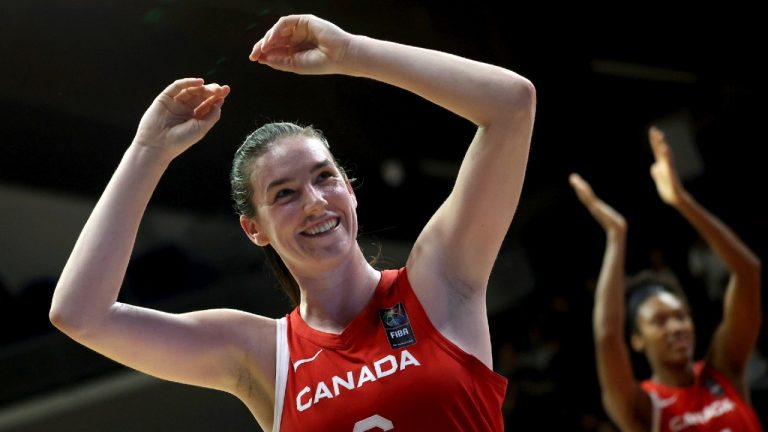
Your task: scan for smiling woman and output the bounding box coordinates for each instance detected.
[230,123,353,304]
[49,13,535,432]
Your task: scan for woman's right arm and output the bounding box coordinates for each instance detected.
[569,173,651,431]
[647,126,762,397]
[49,80,276,403]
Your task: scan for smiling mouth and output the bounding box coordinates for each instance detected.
[668,336,692,351]
[301,218,340,236]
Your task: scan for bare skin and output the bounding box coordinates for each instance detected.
[570,126,761,431]
[51,15,535,430]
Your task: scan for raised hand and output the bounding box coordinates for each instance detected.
[134,78,230,160]
[569,173,627,234]
[648,126,686,206]
[249,15,351,74]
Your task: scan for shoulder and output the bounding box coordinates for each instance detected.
[188,310,279,382]
[231,311,280,359]
[194,308,279,342]
[218,311,281,418]
[698,360,743,394]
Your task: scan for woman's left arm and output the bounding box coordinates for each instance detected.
[252,15,535,365]
[345,30,536,295]
[251,15,535,292]
[359,40,537,296]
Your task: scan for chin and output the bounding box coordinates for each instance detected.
[665,353,693,369]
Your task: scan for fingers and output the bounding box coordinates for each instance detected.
[250,14,315,62]
[569,172,595,203]
[174,86,201,105]
[568,172,586,189]
[250,32,289,62]
[174,83,229,103]
[174,83,230,116]
[290,15,312,46]
[193,96,221,120]
[251,15,297,60]
[249,38,265,61]
[648,125,669,161]
[570,173,627,231]
[192,85,230,120]
[161,78,205,99]
[267,15,301,48]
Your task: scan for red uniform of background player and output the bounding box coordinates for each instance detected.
[641,361,761,431]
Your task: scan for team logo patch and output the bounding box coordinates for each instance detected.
[379,303,416,349]
[704,377,725,397]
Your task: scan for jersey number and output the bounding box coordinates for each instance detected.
[352,414,394,432]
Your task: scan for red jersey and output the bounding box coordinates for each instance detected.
[272,268,507,431]
[641,361,763,431]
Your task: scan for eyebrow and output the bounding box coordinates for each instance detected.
[266,159,333,194]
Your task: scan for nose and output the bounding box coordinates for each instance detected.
[303,185,328,215]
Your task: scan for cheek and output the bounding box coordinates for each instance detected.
[257,206,291,233]
[684,319,695,332]
[638,325,663,342]
[327,183,355,206]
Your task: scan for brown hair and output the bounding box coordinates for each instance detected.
[230,122,344,305]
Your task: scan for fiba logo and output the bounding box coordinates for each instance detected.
[381,304,408,328]
[704,377,725,398]
[379,303,416,349]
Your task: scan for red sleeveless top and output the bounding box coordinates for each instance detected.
[274,268,507,431]
[641,361,763,431]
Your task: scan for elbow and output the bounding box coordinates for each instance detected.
[735,254,762,286]
[483,77,535,131]
[476,74,536,129]
[510,77,536,115]
[49,301,93,338]
[523,78,536,106]
[501,77,536,129]
[49,304,76,335]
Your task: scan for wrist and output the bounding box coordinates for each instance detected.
[671,189,694,211]
[607,227,627,242]
[342,34,374,78]
[127,140,175,170]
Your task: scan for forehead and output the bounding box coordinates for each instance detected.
[637,292,686,321]
[250,136,333,187]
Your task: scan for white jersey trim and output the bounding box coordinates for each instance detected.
[273,317,289,432]
[648,391,662,432]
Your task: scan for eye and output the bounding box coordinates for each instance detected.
[274,188,294,201]
[316,170,335,182]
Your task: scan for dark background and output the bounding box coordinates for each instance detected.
[1,1,765,430]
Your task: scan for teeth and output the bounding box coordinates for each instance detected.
[306,220,336,235]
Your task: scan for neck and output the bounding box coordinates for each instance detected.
[295,250,380,334]
[651,359,696,387]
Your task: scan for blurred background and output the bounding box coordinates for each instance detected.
[1,1,765,430]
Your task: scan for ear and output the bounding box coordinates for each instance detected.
[240,215,270,246]
[630,333,645,353]
[345,178,357,208]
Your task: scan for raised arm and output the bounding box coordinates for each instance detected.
[251,15,535,366]
[49,80,278,423]
[648,126,762,395]
[569,173,651,431]
[251,14,534,284]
